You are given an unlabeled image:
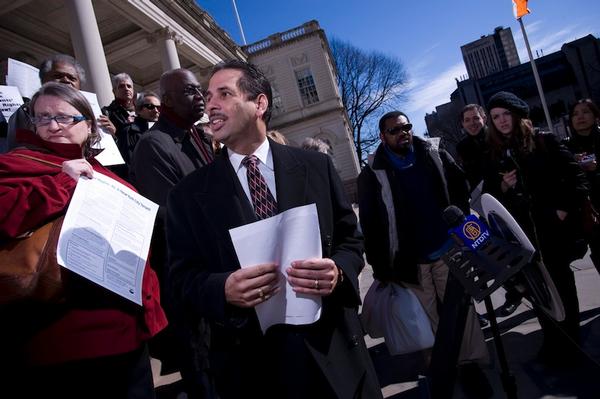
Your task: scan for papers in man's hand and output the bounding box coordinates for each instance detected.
[80,90,125,166]
[6,58,41,99]
[57,172,158,305]
[229,203,322,333]
[0,85,24,120]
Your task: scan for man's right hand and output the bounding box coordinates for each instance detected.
[224,263,281,308]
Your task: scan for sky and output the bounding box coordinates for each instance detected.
[197,0,600,135]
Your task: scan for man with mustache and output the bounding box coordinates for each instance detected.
[166,59,381,399]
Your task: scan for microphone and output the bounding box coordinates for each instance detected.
[443,206,492,251]
[441,205,533,302]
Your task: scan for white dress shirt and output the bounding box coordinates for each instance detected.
[228,138,277,204]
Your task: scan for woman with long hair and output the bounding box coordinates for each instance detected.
[565,99,600,275]
[482,91,589,365]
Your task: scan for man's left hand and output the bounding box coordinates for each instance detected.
[287,258,340,296]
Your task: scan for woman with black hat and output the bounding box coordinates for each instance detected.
[482,91,590,365]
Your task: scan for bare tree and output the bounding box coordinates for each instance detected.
[330,37,409,164]
[425,102,464,158]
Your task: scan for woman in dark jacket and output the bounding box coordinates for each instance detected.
[482,91,589,365]
[564,99,600,275]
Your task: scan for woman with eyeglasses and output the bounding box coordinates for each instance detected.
[481,91,589,366]
[0,82,167,397]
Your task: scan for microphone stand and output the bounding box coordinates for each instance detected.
[483,296,518,399]
[427,239,530,399]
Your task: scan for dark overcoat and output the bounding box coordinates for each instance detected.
[166,139,381,399]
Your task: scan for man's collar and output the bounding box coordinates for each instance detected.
[228,138,273,172]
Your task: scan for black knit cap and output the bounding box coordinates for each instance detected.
[487,91,529,118]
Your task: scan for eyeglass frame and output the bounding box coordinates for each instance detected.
[385,124,413,135]
[181,85,204,97]
[30,114,88,127]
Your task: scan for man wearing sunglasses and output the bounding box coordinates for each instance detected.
[113,91,161,169]
[358,111,492,398]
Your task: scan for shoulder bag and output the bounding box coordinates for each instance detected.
[0,153,66,304]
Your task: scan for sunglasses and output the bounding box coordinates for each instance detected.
[142,103,159,110]
[385,124,413,135]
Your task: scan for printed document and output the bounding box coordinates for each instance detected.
[229,203,322,333]
[57,172,158,305]
[80,90,125,166]
[0,85,24,120]
[6,58,40,99]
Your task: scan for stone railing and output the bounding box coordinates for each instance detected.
[244,20,320,54]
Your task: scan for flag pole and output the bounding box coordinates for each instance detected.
[518,17,554,133]
[231,0,247,45]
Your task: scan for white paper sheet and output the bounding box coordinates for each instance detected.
[229,203,322,333]
[80,90,125,166]
[6,58,41,99]
[57,172,158,305]
[0,85,24,119]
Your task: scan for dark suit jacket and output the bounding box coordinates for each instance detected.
[166,139,381,399]
[130,116,212,208]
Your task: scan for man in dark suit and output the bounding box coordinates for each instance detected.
[166,60,381,399]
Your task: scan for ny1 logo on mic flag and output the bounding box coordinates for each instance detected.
[451,215,491,251]
[513,0,530,19]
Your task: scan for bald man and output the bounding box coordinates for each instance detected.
[131,68,212,204]
[130,68,214,398]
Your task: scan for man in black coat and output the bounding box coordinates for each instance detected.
[131,68,215,398]
[456,104,488,191]
[166,60,381,399]
[357,111,491,398]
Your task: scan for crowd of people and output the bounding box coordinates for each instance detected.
[1,52,599,398]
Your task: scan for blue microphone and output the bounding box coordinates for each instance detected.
[450,214,491,251]
[442,205,532,301]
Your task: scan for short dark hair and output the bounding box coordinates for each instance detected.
[38,54,86,85]
[378,111,410,133]
[135,91,160,111]
[210,59,273,123]
[30,82,99,158]
[460,104,486,121]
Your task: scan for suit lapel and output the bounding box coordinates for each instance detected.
[271,140,308,212]
[193,152,257,231]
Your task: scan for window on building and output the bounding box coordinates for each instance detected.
[271,82,284,115]
[295,68,320,106]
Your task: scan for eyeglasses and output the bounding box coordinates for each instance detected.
[182,85,204,97]
[141,103,159,110]
[385,124,413,135]
[31,115,87,127]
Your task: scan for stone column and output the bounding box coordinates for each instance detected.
[64,0,114,107]
[154,28,181,71]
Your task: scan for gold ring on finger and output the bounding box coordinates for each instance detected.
[314,280,319,290]
[258,288,265,300]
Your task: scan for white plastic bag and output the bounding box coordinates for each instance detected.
[361,280,435,355]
